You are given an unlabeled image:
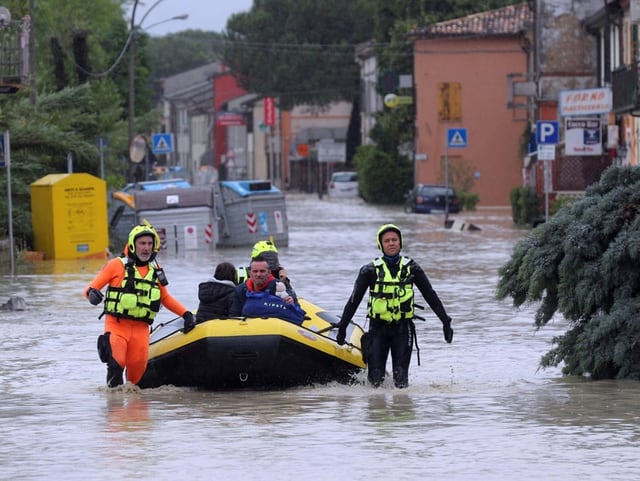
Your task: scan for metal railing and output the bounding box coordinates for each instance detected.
[0,13,30,93]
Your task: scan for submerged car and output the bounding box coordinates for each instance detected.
[404,184,460,214]
[327,171,359,198]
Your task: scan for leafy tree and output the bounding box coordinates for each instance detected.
[0,0,222,253]
[354,145,411,204]
[222,0,376,109]
[0,84,126,247]
[496,166,640,380]
[3,0,129,94]
[146,30,225,103]
[148,30,224,78]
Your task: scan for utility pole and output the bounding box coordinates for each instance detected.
[29,0,35,105]
[126,0,187,180]
[127,0,139,148]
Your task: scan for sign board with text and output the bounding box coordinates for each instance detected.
[537,144,555,160]
[559,88,612,116]
[264,97,275,126]
[317,139,346,163]
[565,118,602,156]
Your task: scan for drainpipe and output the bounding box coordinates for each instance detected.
[534,0,542,119]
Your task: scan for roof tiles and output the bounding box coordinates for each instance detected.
[413,2,533,38]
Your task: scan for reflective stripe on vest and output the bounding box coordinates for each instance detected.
[237,266,249,285]
[104,257,161,324]
[367,256,414,323]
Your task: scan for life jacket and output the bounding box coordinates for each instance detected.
[242,289,306,325]
[237,266,249,284]
[104,257,162,324]
[367,256,414,323]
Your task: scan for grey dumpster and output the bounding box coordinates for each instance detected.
[215,180,289,248]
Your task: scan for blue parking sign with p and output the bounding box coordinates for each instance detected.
[536,121,559,145]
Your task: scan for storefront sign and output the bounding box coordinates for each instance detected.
[559,88,612,116]
[565,118,602,156]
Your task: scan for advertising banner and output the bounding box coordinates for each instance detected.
[565,118,602,156]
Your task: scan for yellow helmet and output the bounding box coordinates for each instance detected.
[376,223,402,252]
[127,224,160,256]
[250,240,278,259]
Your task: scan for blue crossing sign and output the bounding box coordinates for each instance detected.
[536,121,559,145]
[447,128,468,148]
[151,133,174,154]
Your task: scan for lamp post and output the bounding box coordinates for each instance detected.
[127,0,187,148]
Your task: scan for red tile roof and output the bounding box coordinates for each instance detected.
[411,2,533,39]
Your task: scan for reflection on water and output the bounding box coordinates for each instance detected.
[1,194,639,480]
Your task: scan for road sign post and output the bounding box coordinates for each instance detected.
[2,131,14,275]
[445,128,468,227]
[535,121,559,222]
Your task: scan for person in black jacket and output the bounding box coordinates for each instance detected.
[195,262,237,322]
[337,224,454,388]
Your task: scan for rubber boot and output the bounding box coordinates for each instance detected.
[393,367,409,389]
[367,367,385,388]
[106,362,124,388]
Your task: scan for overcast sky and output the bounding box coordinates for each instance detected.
[128,0,254,36]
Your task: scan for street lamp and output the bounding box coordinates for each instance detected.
[127,0,188,150]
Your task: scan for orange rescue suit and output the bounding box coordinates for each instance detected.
[86,257,187,384]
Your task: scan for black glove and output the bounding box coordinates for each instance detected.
[442,318,454,344]
[182,311,196,334]
[336,323,347,345]
[87,287,104,306]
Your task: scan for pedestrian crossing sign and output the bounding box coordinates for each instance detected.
[447,128,468,148]
[151,133,174,154]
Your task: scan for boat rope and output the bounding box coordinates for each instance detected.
[409,320,420,366]
[150,316,181,333]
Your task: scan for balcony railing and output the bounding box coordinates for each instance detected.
[0,15,30,94]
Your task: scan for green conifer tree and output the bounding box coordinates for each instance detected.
[497,166,640,379]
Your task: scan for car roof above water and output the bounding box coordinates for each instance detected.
[331,171,357,181]
[416,184,455,193]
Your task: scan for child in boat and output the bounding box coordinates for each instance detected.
[195,261,238,322]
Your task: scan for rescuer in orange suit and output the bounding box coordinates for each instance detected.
[84,225,194,387]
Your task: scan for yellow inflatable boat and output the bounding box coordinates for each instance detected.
[139,299,366,390]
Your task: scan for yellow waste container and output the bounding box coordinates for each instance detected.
[30,173,108,259]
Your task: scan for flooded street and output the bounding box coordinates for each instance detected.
[1,193,639,480]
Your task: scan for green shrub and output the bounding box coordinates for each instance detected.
[458,191,479,211]
[353,145,412,204]
[510,186,541,225]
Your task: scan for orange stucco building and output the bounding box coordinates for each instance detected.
[411,4,533,206]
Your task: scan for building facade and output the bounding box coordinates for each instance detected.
[410,3,534,207]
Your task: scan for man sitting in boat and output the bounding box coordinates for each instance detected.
[230,254,305,325]
[237,240,296,298]
[195,261,238,324]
